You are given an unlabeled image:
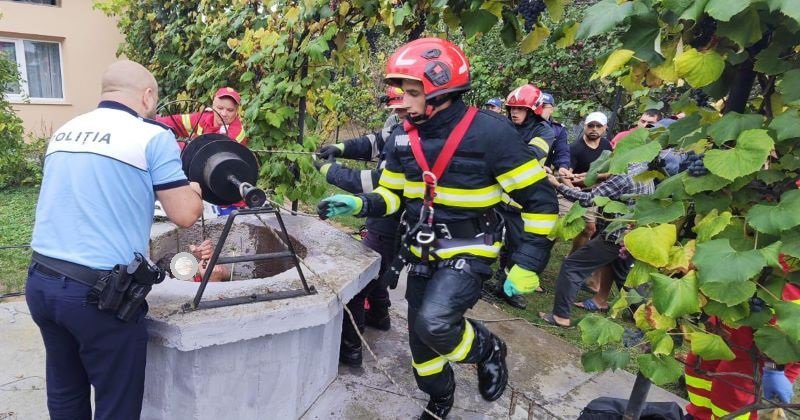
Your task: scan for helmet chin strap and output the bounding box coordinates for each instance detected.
[410,94,451,124]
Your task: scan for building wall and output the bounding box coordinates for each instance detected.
[0,0,123,137]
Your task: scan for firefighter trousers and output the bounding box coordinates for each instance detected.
[406,257,495,398]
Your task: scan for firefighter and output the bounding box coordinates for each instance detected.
[490,84,557,309]
[316,38,558,419]
[157,87,247,145]
[313,86,408,367]
[684,282,799,419]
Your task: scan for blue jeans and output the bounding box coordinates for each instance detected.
[25,263,149,420]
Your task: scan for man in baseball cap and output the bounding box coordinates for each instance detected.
[484,97,503,113]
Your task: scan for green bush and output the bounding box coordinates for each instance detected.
[0,42,39,189]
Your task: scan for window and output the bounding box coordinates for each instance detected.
[10,0,58,5]
[0,38,63,100]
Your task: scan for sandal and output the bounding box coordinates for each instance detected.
[574,298,608,313]
[538,312,572,328]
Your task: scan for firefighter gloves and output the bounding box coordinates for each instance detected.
[316,143,344,160]
[317,194,363,220]
[503,265,540,296]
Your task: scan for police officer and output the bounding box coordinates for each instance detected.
[538,92,571,175]
[313,86,408,366]
[491,84,556,309]
[484,97,503,113]
[317,38,557,419]
[25,60,203,420]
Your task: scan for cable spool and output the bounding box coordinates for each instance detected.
[181,134,266,208]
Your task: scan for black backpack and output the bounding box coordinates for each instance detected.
[577,397,685,420]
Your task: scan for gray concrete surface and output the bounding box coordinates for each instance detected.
[0,272,688,420]
[301,278,688,419]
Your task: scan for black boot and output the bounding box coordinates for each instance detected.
[498,289,527,309]
[477,335,508,401]
[419,391,454,420]
[339,338,363,367]
[364,306,391,331]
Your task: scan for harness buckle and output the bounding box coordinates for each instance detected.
[416,230,435,245]
[422,171,437,187]
[435,223,452,240]
[454,259,466,270]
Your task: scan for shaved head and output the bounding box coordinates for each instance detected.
[100,60,159,118]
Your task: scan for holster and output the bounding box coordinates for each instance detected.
[86,252,165,322]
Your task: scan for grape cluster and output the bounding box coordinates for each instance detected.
[365,28,380,53]
[691,89,711,107]
[623,328,645,347]
[690,16,717,49]
[749,297,766,313]
[516,0,547,32]
[683,152,708,177]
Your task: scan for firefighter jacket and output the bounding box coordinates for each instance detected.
[357,99,558,273]
[157,110,247,145]
[516,115,555,164]
[545,119,571,170]
[324,122,400,237]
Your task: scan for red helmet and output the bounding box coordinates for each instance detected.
[384,38,470,101]
[385,86,405,108]
[506,84,545,116]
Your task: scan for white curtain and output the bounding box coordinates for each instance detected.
[24,40,62,99]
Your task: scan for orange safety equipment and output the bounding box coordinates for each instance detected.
[384,38,471,101]
[506,84,546,116]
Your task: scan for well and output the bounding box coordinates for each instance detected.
[141,212,380,419]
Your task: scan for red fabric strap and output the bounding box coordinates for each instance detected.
[404,107,479,183]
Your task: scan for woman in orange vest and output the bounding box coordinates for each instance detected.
[684,282,800,419]
[158,87,247,146]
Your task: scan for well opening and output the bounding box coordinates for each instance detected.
[151,219,308,281]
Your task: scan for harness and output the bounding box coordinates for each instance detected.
[403,107,478,263]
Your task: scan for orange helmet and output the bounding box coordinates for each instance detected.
[384,38,471,101]
[385,86,405,108]
[506,84,545,116]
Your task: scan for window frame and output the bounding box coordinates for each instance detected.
[5,0,59,6]
[0,36,65,103]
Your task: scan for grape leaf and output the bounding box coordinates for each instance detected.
[694,239,766,284]
[747,189,800,235]
[596,49,635,79]
[576,0,634,39]
[674,48,725,88]
[703,300,750,325]
[777,69,800,104]
[578,314,625,346]
[774,302,800,341]
[693,209,733,242]
[548,202,587,241]
[703,129,775,181]
[706,112,764,145]
[717,7,762,48]
[637,354,684,385]
[645,330,674,356]
[652,272,700,317]
[634,197,686,225]
[624,224,677,268]
[581,349,630,372]
[754,326,800,365]
[690,331,735,360]
[626,260,657,288]
[634,303,677,331]
[704,0,750,22]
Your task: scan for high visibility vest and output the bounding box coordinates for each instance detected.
[157,111,247,145]
[685,282,800,420]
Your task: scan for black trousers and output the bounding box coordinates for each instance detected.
[496,206,524,282]
[551,236,632,319]
[342,230,396,346]
[406,258,495,398]
[25,263,149,420]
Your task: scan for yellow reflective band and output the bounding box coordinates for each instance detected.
[410,242,502,260]
[403,182,502,208]
[496,160,546,192]
[500,192,523,209]
[374,186,401,215]
[235,129,246,143]
[521,213,557,235]
[379,169,405,190]
[710,403,750,419]
[687,392,712,409]
[412,356,447,377]
[529,137,550,155]
[685,374,712,391]
[181,114,192,132]
[442,320,475,362]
